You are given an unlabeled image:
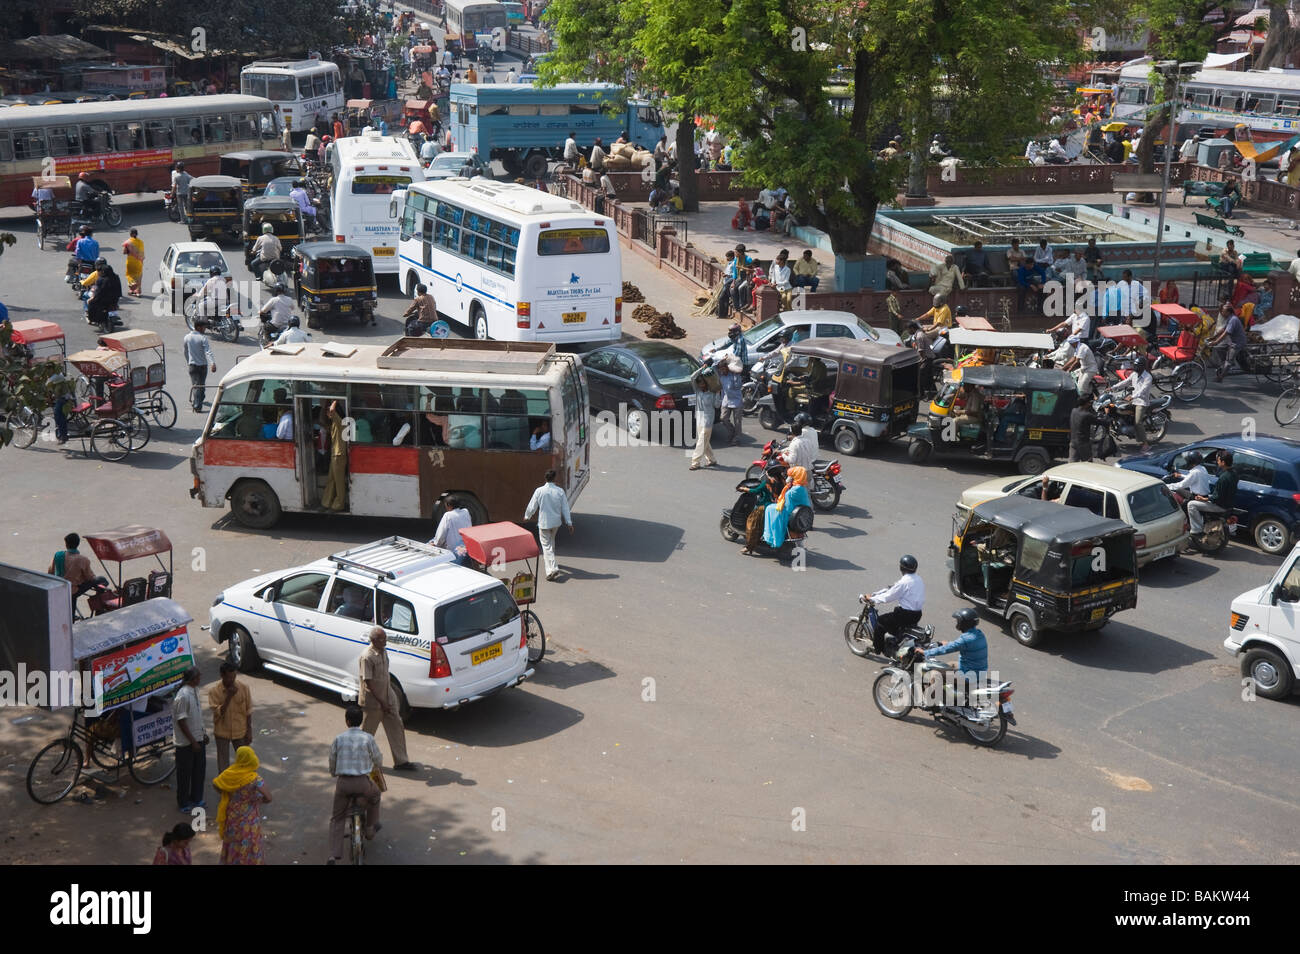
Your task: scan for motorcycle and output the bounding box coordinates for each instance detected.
[871,635,1016,747]
[184,297,242,343]
[1092,387,1172,448]
[71,187,123,230]
[718,476,814,562]
[1163,474,1238,553]
[844,596,933,659]
[163,189,182,223]
[742,438,844,511]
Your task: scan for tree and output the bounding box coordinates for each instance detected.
[1134,0,1221,177]
[1257,3,1300,70]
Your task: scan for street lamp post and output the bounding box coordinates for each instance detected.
[1149,62,1201,312]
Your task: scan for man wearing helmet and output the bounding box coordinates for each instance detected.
[861,555,925,654]
[75,171,96,205]
[250,222,283,275]
[199,265,235,319]
[924,608,989,680]
[275,315,312,345]
[1112,354,1154,453]
[781,412,818,472]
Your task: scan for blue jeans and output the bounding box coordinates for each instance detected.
[53,395,70,441]
[792,274,820,291]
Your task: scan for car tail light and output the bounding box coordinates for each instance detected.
[518,618,527,649]
[999,689,1014,704]
[655,394,676,411]
[1292,493,1300,505]
[517,301,531,329]
[1133,534,1146,550]
[334,235,344,243]
[429,643,452,679]
[615,297,622,323]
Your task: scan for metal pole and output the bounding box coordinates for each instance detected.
[1149,68,1184,313]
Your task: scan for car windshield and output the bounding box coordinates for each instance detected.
[265,181,293,196]
[856,318,881,341]
[176,252,222,271]
[1127,484,1178,523]
[645,352,700,386]
[742,317,782,346]
[436,584,518,644]
[430,155,466,171]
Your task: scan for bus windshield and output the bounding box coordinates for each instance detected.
[537,228,610,256]
[250,75,297,102]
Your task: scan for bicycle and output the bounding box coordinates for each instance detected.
[26,705,176,804]
[346,793,367,864]
[1274,368,1300,426]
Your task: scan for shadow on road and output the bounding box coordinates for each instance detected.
[563,514,684,563]
[1031,622,1214,674]
[416,687,584,748]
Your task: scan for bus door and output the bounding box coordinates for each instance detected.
[553,354,589,498]
[297,393,347,509]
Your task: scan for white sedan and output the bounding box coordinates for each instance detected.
[703,310,901,362]
[158,242,230,313]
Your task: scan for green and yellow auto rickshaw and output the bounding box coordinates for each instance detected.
[292,242,378,328]
[187,175,244,243]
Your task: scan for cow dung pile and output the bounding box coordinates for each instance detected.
[644,310,686,339]
[630,303,658,323]
[622,281,645,302]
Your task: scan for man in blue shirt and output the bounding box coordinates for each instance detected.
[924,607,989,678]
[65,227,100,283]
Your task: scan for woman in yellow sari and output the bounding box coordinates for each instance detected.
[211,745,272,865]
[121,228,144,295]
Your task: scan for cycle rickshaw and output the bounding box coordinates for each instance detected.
[5,317,66,367]
[25,597,192,804]
[97,329,176,429]
[79,524,174,618]
[32,175,76,251]
[10,348,146,459]
[459,522,546,664]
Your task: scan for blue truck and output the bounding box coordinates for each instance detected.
[449,82,665,179]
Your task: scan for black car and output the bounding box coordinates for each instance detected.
[584,340,722,445]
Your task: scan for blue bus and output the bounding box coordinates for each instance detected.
[449,82,665,179]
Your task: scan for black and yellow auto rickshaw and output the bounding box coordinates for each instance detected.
[949,495,1138,647]
[242,196,304,269]
[757,339,922,456]
[906,365,1076,475]
[187,175,244,243]
[292,242,378,328]
[219,151,303,200]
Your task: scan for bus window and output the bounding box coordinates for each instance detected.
[177,116,203,145]
[298,77,312,98]
[453,388,483,412]
[266,76,297,102]
[0,131,12,163]
[145,119,174,147]
[327,71,339,94]
[636,105,661,126]
[46,125,81,157]
[507,104,539,116]
[538,104,568,116]
[220,379,294,404]
[419,385,457,414]
[204,114,230,143]
[462,232,487,262]
[12,129,45,160]
[81,124,113,153]
[113,122,144,151]
[456,103,471,125]
[312,74,329,97]
[230,112,257,140]
[479,104,507,116]
[435,220,460,250]
[537,228,611,255]
[501,245,516,276]
[1279,97,1300,117]
[351,175,412,195]
[242,74,267,98]
[447,414,483,449]
[1252,96,1275,115]
[569,103,599,115]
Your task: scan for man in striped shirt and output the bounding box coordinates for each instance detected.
[328,705,383,863]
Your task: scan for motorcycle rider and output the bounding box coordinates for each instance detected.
[1187,450,1239,542]
[74,171,97,207]
[1110,355,1153,453]
[199,265,236,320]
[1169,451,1212,501]
[402,283,438,336]
[289,179,319,229]
[250,223,283,276]
[258,282,296,341]
[861,555,925,654]
[86,260,123,332]
[781,412,818,472]
[274,315,312,345]
[923,607,989,680]
[65,226,99,283]
[1057,334,1099,398]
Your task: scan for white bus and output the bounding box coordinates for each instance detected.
[330,131,425,273]
[394,179,622,344]
[241,59,343,133]
[190,338,591,529]
[445,0,509,39]
[1114,60,1300,141]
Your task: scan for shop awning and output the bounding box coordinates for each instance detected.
[0,34,112,61]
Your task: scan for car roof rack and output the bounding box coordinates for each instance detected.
[329,536,456,581]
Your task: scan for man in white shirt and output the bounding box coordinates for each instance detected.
[431,495,472,563]
[1047,299,1091,342]
[530,419,551,450]
[1117,269,1146,322]
[328,705,383,863]
[524,469,573,579]
[1179,135,1199,162]
[563,131,579,163]
[1047,137,1070,164]
[1025,140,1042,163]
[1289,248,1300,280]
[276,406,294,440]
[1113,355,1154,453]
[781,415,818,472]
[1059,335,1099,397]
[1032,239,1055,269]
[420,137,438,163]
[275,316,312,345]
[860,554,925,653]
[928,254,965,298]
[1169,452,1211,499]
[172,667,208,812]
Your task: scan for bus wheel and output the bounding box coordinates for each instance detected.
[459,495,488,526]
[523,152,549,180]
[405,273,419,298]
[472,306,489,340]
[230,480,282,529]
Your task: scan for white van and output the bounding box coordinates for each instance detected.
[1225,543,1300,700]
[209,537,533,713]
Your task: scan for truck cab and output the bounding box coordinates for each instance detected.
[1225,542,1300,699]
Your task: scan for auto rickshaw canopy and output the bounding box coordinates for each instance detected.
[948,328,1054,352]
[786,338,920,403]
[83,525,173,562]
[967,495,1131,547]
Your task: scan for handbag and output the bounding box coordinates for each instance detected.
[369,765,387,793]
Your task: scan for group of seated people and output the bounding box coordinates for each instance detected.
[731,188,797,235]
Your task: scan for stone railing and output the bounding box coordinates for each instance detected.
[660,230,725,288]
[559,171,758,207]
[927,162,1194,196]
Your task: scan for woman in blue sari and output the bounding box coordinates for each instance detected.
[763,466,811,548]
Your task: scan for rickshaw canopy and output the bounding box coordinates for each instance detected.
[9,318,64,345]
[959,365,1073,393]
[787,338,920,401]
[1152,303,1197,327]
[954,314,996,332]
[68,347,129,376]
[97,329,163,353]
[71,596,192,665]
[459,522,539,565]
[948,328,1054,352]
[1097,324,1146,347]
[31,174,72,191]
[84,526,173,563]
[968,495,1132,546]
[346,98,373,110]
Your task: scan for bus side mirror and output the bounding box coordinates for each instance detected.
[1272,584,1284,605]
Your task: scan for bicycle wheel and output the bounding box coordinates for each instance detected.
[522,608,545,664]
[128,740,176,786]
[26,738,84,804]
[147,390,178,429]
[350,809,365,864]
[1275,387,1300,426]
[123,408,151,451]
[1172,362,1206,402]
[90,419,131,462]
[74,375,93,404]
[8,406,41,448]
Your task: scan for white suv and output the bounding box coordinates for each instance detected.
[208,537,533,714]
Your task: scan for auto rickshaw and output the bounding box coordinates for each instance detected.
[187,175,244,243]
[907,365,1076,475]
[345,99,375,134]
[219,151,303,200]
[757,339,923,456]
[945,329,1055,368]
[948,495,1137,647]
[243,196,304,269]
[292,242,378,328]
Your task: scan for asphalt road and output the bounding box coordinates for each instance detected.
[0,198,1297,865]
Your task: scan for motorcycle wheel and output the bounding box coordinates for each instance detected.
[104,204,123,228]
[719,514,742,543]
[964,712,1009,747]
[744,463,765,482]
[843,617,873,657]
[811,481,841,512]
[759,408,779,431]
[741,382,758,414]
[1198,523,1228,553]
[872,670,914,719]
[1144,411,1168,444]
[221,318,240,344]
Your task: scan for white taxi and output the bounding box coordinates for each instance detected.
[208,537,533,715]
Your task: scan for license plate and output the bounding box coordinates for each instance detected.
[372,247,395,256]
[471,641,503,666]
[339,304,352,312]
[1090,608,1105,620]
[1001,701,1015,714]
[1154,546,1175,561]
[562,311,586,324]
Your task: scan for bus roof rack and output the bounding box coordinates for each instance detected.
[378,337,556,375]
[329,536,456,581]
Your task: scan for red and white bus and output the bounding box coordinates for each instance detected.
[190,338,590,530]
[0,94,279,208]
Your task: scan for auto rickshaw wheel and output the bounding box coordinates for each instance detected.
[1009,611,1044,648]
[907,439,932,464]
[833,426,862,456]
[949,571,962,598]
[306,310,322,330]
[229,479,282,529]
[1016,450,1049,475]
[759,407,778,431]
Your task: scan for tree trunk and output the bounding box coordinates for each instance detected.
[1257,2,1300,69]
[806,194,878,259]
[675,119,698,213]
[905,98,930,198]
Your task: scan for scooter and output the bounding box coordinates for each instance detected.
[718,477,814,563]
[871,635,1016,747]
[844,597,933,659]
[742,436,845,512]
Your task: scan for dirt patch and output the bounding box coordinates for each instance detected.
[630,305,686,339]
[1097,767,1154,792]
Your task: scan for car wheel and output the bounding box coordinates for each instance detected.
[833,426,862,456]
[1242,647,1294,700]
[230,480,282,529]
[390,678,412,721]
[227,624,261,673]
[1009,611,1043,648]
[1253,516,1290,556]
[626,409,647,441]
